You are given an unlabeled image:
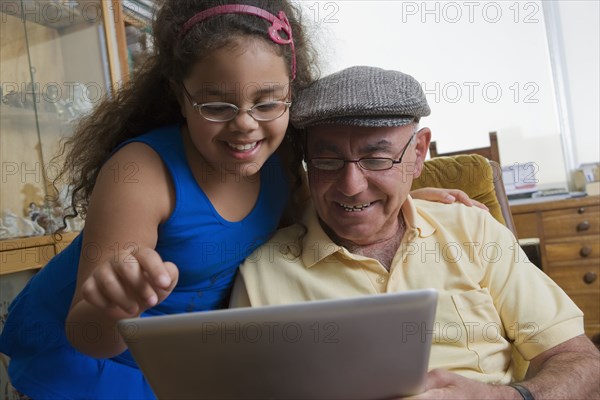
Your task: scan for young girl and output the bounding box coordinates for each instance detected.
[0,1,481,398]
[0,1,316,398]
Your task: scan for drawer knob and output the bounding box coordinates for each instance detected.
[580,246,593,257]
[583,272,597,284]
[576,221,590,232]
[578,207,586,214]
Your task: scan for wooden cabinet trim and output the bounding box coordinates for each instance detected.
[511,196,600,215]
[0,244,55,275]
[0,232,78,275]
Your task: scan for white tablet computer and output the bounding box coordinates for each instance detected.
[118,289,438,400]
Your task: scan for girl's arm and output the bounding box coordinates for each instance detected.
[66,142,178,358]
[410,187,489,211]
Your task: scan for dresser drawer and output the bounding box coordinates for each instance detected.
[567,293,600,326]
[0,244,55,275]
[545,237,599,263]
[0,232,78,276]
[548,264,600,326]
[585,323,600,339]
[513,213,539,238]
[542,205,600,239]
[547,263,600,292]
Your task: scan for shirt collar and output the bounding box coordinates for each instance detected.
[300,204,341,268]
[299,195,437,268]
[404,195,437,238]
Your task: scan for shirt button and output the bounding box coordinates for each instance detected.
[376,275,386,284]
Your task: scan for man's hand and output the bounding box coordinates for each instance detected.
[404,335,600,399]
[410,187,489,211]
[404,369,518,399]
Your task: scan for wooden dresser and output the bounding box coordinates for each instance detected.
[511,195,600,338]
[0,232,78,275]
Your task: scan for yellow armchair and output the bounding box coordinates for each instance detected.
[412,154,517,236]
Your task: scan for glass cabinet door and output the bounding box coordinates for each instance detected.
[1,0,126,238]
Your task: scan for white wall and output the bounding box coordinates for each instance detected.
[550,0,600,167]
[299,0,599,188]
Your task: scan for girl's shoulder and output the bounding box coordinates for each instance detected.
[113,124,182,156]
[103,124,182,187]
[93,139,175,222]
[103,139,170,181]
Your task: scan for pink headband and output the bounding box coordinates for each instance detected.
[178,4,297,80]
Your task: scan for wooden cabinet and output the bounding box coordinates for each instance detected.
[511,195,600,338]
[0,232,78,275]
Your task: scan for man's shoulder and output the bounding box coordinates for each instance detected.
[271,223,305,245]
[243,224,305,264]
[238,224,308,293]
[413,198,501,229]
[413,198,489,218]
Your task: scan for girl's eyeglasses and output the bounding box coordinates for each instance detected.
[182,84,291,122]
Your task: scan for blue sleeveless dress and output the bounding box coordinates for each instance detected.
[0,124,288,399]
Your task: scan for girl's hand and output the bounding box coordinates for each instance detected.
[81,247,179,320]
[410,187,489,211]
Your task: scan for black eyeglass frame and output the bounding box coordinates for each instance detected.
[180,83,292,122]
[308,130,418,172]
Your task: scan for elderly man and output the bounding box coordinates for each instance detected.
[230,66,600,399]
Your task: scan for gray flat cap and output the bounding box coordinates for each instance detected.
[291,66,430,129]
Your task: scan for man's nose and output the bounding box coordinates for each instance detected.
[336,162,368,197]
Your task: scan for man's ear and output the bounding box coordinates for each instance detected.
[413,127,432,178]
[169,79,187,119]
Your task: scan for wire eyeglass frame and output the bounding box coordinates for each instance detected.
[181,84,291,122]
[308,130,418,172]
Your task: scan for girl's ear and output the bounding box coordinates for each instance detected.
[169,79,187,118]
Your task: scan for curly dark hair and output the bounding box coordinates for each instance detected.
[52,0,319,231]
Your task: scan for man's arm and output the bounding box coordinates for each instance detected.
[521,335,599,399]
[409,335,600,399]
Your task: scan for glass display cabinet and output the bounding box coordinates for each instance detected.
[1,0,129,237]
[0,1,131,396]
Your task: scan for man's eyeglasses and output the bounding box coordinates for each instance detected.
[308,131,417,172]
[181,84,291,122]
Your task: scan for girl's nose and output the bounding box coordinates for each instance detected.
[229,109,259,133]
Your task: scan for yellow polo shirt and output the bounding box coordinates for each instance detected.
[230,197,584,384]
